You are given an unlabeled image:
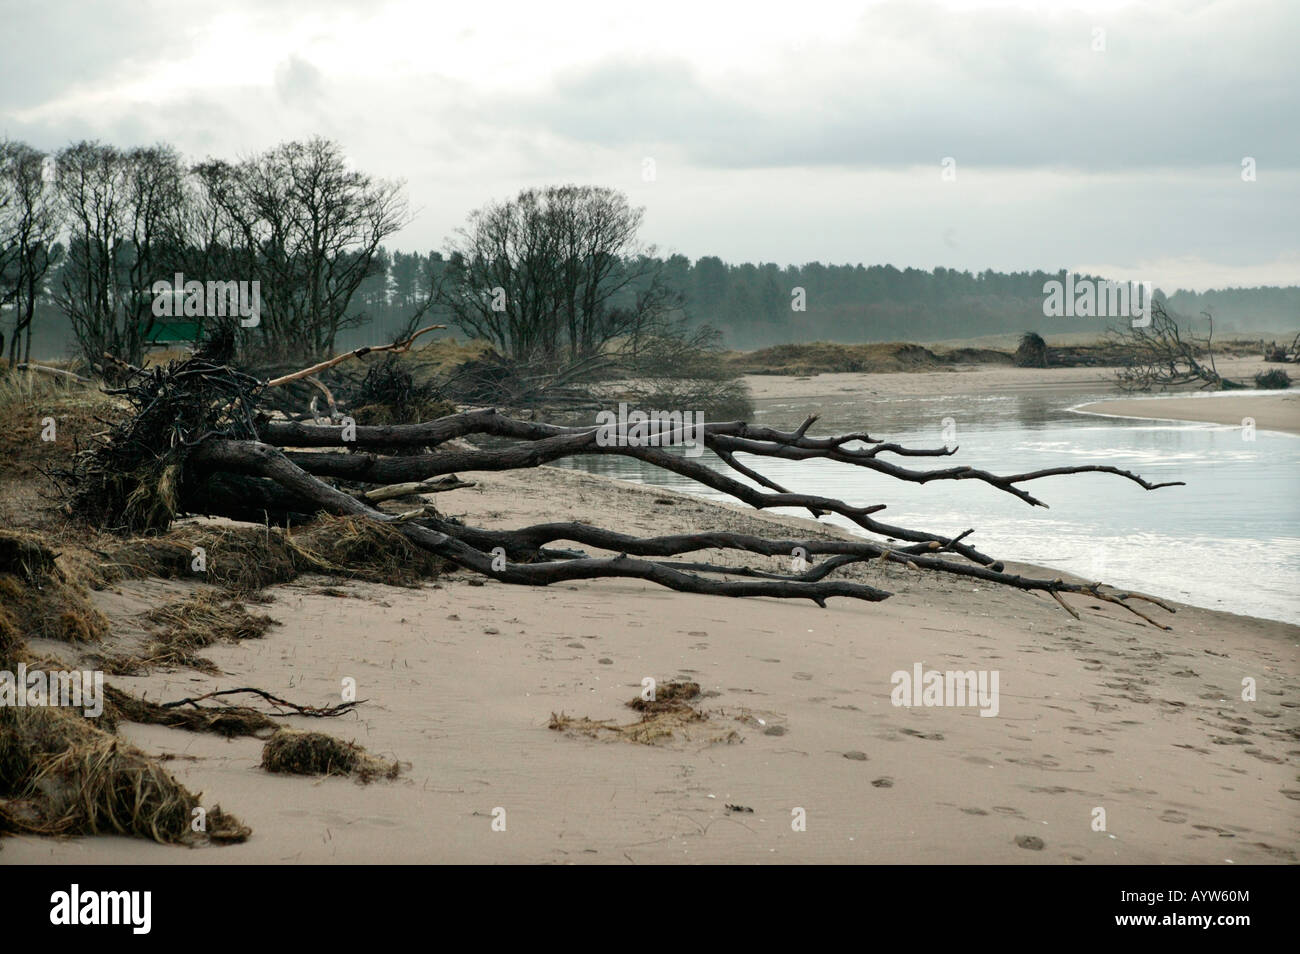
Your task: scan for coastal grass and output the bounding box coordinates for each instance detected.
[93,516,452,594]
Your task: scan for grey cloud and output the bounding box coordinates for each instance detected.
[275,55,325,105]
[497,4,1300,171]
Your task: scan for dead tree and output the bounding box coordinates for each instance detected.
[56,345,1185,628]
[1109,301,1239,391]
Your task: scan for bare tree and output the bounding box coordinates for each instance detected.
[191,138,408,360]
[0,140,62,367]
[52,141,186,367]
[1109,299,1238,391]
[439,185,683,367]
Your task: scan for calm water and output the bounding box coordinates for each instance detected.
[556,385,1300,624]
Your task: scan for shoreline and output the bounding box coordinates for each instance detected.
[1075,392,1300,436]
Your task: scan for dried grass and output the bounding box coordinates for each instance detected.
[0,704,248,844]
[0,531,108,644]
[260,729,400,782]
[135,592,278,673]
[548,681,738,746]
[91,516,451,594]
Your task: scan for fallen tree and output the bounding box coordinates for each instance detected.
[1109,300,1243,391]
[54,343,1186,627]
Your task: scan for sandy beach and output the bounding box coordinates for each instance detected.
[1078,392,1300,436]
[4,414,1297,864]
[740,355,1280,402]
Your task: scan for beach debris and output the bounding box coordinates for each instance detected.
[549,680,739,745]
[133,592,278,674]
[260,729,400,782]
[106,686,362,740]
[0,699,249,844]
[1109,300,1244,391]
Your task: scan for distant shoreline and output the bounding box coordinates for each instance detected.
[1075,393,1300,436]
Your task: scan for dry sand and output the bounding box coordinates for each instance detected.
[4,463,1297,865]
[1078,392,1300,436]
[741,355,1278,401]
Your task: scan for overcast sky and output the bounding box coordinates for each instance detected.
[2,0,1296,291]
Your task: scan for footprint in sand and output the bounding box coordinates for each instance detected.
[1159,810,1188,824]
[1006,756,1061,769]
[1246,749,1283,763]
[872,777,894,788]
[899,727,945,741]
[992,806,1025,817]
[961,808,989,815]
[1252,842,1298,861]
[1015,835,1045,850]
[842,750,868,761]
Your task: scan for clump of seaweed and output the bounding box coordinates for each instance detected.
[260,729,400,782]
[549,680,736,746]
[626,680,702,713]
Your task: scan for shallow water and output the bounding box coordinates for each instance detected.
[556,386,1300,624]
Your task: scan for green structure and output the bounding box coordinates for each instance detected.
[142,320,202,348]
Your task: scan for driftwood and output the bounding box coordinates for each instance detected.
[59,350,1185,625]
[264,324,444,388]
[16,363,93,384]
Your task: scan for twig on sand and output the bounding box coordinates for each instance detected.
[159,687,363,718]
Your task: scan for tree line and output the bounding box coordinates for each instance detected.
[3,135,1297,369]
